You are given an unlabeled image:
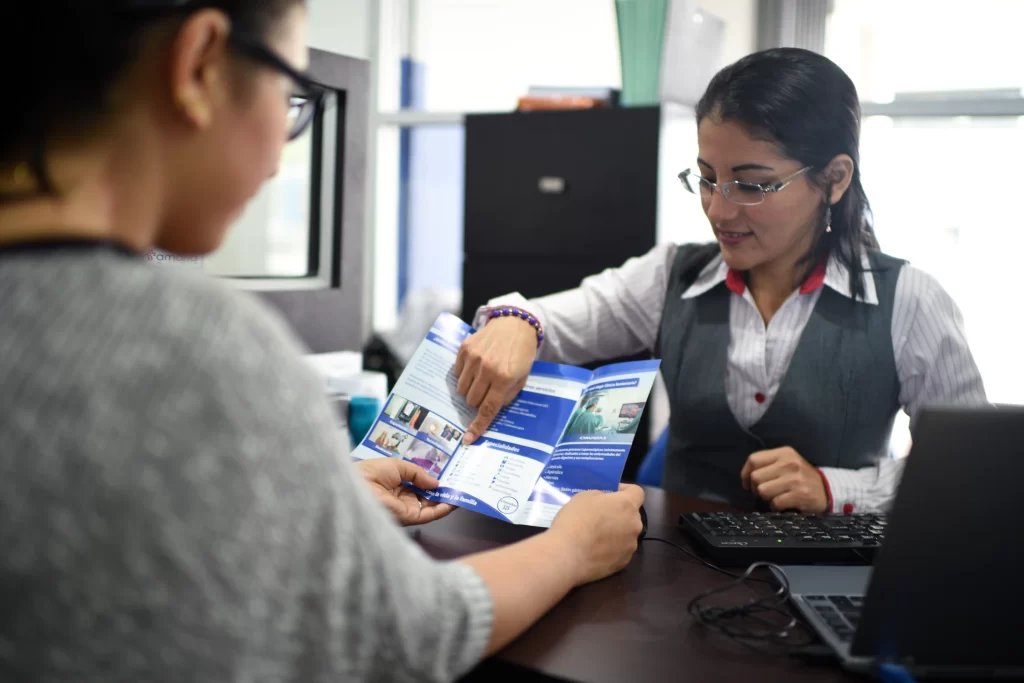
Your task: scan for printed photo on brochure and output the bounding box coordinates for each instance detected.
[350,313,660,528]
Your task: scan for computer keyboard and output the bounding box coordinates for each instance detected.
[678,511,886,566]
[805,594,863,643]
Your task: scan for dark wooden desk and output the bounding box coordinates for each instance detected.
[414,487,860,683]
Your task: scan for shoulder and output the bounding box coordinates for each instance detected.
[861,251,953,313]
[671,242,719,266]
[111,258,311,371]
[136,266,326,416]
[667,242,720,279]
[889,262,966,338]
[892,262,957,310]
[866,251,906,270]
[3,252,322,419]
[0,251,341,541]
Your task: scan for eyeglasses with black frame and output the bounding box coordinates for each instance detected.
[678,166,811,206]
[121,0,326,141]
[229,35,326,141]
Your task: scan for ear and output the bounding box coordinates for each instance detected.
[168,9,233,132]
[823,154,855,204]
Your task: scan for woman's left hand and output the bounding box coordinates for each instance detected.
[356,458,457,526]
[740,447,830,513]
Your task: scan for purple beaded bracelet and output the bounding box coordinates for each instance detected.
[486,306,545,347]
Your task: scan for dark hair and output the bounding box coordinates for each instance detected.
[1,0,302,196]
[695,47,878,300]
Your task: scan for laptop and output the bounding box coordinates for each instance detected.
[772,406,1024,678]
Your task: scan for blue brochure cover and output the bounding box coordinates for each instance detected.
[351,313,661,528]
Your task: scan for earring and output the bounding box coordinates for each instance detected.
[824,206,832,234]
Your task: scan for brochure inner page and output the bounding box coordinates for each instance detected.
[513,359,662,528]
[352,313,474,467]
[450,361,590,522]
[351,313,591,523]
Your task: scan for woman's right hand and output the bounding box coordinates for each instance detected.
[549,485,646,586]
[455,316,539,444]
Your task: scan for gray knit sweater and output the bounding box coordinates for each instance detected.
[0,244,493,682]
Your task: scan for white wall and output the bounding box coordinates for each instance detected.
[307,0,370,58]
[694,0,756,67]
[413,0,623,112]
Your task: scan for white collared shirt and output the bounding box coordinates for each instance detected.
[476,243,987,513]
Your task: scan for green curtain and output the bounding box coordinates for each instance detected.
[615,0,669,106]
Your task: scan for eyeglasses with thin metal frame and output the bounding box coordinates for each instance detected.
[121,0,326,141]
[678,166,812,206]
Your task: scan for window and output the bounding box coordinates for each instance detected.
[826,0,1024,100]
[373,122,465,326]
[825,0,1024,442]
[859,116,1024,406]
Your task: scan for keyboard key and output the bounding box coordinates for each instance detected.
[834,627,854,642]
[824,615,846,630]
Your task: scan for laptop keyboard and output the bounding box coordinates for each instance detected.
[805,595,863,643]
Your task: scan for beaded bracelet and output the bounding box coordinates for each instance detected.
[486,306,545,347]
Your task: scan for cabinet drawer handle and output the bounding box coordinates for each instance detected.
[538,176,566,194]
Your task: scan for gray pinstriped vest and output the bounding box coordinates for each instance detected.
[656,244,904,507]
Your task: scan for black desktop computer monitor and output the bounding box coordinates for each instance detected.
[235,48,370,353]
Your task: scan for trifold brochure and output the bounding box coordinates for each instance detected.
[351,313,660,528]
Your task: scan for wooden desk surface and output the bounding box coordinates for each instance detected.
[413,487,860,683]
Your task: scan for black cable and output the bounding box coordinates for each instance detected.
[643,536,816,648]
[641,535,772,583]
[688,561,818,647]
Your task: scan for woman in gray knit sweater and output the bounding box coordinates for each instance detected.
[0,2,644,681]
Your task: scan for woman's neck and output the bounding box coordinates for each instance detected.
[747,252,810,325]
[0,143,159,252]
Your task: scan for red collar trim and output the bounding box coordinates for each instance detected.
[724,269,746,295]
[799,260,828,294]
[724,260,828,296]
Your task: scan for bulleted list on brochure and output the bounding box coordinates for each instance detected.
[351,313,660,528]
